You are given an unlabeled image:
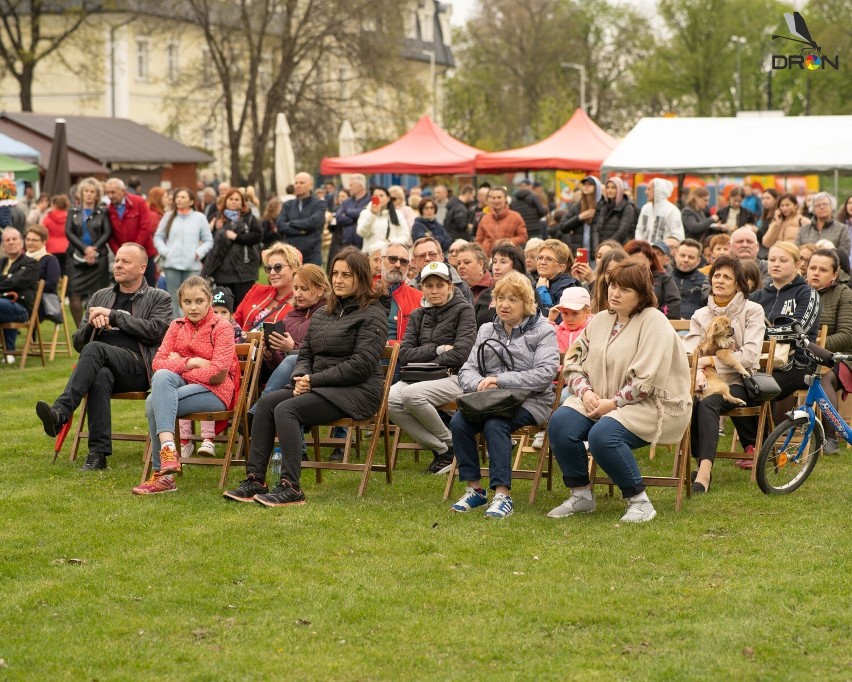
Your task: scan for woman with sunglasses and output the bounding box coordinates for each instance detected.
[233,242,301,333]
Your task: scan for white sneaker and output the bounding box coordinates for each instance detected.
[620,500,657,523]
[547,494,596,518]
[5,354,15,364]
[197,439,216,456]
[531,432,545,449]
[180,441,194,458]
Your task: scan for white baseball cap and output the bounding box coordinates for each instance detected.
[420,261,452,282]
[558,287,591,310]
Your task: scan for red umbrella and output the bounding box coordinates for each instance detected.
[52,415,73,463]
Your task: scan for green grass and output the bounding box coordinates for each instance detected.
[1,355,851,681]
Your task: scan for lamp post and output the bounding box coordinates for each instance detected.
[730,36,747,112]
[561,62,586,113]
[421,49,437,120]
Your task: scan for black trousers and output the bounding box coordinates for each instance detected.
[246,389,346,486]
[691,383,759,464]
[54,341,149,455]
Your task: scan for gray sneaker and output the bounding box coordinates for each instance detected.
[823,436,839,455]
[620,500,657,523]
[547,494,596,518]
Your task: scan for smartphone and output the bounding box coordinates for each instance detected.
[263,320,286,346]
[576,248,589,264]
[371,195,381,206]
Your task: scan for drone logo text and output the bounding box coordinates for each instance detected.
[770,11,839,70]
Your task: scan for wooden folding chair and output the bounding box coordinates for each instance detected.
[70,391,149,461]
[47,275,74,361]
[388,401,457,468]
[301,344,399,496]
[140,337,262,487]
[442,362,566,505]
[0,279,46,368]
[587,351,697,511]
[670,319,691,334]
[791,324,828,410]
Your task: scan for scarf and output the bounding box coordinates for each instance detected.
[224,209,240,222]
[26,246,47,261]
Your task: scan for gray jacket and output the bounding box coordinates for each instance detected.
[72,280,172,378]
[458,311,559,424]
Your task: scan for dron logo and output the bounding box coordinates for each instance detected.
[770,11,839,70]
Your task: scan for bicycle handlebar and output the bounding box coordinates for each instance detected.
[790,322,839,368]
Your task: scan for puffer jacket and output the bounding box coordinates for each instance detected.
[201,213,263,284]
[458,310,560,424]
[399,289,476,369]
[594,197,636,244]
[292,297,389,420]
[815,281,852,352]
[152,308,238,408]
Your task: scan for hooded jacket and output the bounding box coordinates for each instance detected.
[550,176,603,253]
[399,289,476,369]
[357,207,411,254]
[635,179,684,244]
[750,274,821,368]
[593,177,637,244]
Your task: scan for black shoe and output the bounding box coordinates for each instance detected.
[80,452,107,471]
[36,400,64,438]
[426,448,454,474]
[691,473,711,494]
[223,475,269,502]
[329,447,344,462]
[437,410,452,427]
[254,479,306,507]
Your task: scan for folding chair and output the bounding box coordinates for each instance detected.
[669,319,691,334]
[301,344,399,496]
[140,337,262,487]
[70,390,149,461]
[388,401,457,468]
[0,279,46,368]
[47,275,74,361]
[587,351,697,511]
[443,362,566,505]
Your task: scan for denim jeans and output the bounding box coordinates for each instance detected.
[249,353,298,415]
[145,370,225,469]
[163,268,197,318]
[548,407,648,498]
[0,297,29,349]
[450,407,536,490]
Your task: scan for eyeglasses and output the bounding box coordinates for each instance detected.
[263,263,288,274]
[415,251,440,260]
[537,255,558,264]
[384,255,410,266]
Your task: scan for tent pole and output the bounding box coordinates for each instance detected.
[834,170,839,199]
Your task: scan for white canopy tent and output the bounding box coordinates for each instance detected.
[602,117,852,191]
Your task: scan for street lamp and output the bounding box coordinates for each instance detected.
[730,36,747,112]
[420,49,437,120]
[561,62,586,114]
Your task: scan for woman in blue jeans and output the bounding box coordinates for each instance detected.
[547,260,692,523]
[449,272,559,519]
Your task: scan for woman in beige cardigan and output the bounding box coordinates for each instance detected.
[547,260,692,523]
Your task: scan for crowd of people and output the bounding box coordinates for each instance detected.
[3,171,851,522]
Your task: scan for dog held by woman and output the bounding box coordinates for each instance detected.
[697,315,752,405]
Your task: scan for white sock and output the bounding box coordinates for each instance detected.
[572,489,593,500]
[628,491,650,503]
[161,440,176,451]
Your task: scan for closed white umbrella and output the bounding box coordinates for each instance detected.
[275,113,296,198]
[338,120,357,188]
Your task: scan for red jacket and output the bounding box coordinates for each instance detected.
[42,208,69,255]
[152,308,238,408]
[108,193,155,256]
[233,283,294,331]
[388,281,422,343]
[475,206,527,256]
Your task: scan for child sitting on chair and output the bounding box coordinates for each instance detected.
[548,286,594,353]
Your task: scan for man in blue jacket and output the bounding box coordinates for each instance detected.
[276,172,327,265]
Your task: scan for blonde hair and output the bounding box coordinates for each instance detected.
[524,237,544,253]
[770,241,801,263]
[293,264,330,296]
[264,242,302,270]
[539,238,573,266]
[75,177,103,204]
[492,271,537,317]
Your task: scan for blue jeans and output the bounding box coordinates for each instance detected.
[548,407,648,498]
[146,370,225,469]
[450,407,536,490]
[250,353,298,415]
[164,268,198,318]
[0,297,29,349]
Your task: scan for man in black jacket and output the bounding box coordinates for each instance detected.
[443,185,475,242]
[35,243,172,471]
[672,238,707,319]
[276,172,327,265]
[329,173,370,267]
[0,227,39,355]
[512,179,547,239]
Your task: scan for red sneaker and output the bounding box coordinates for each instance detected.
[159,446,181,474]
[132,473,176,495]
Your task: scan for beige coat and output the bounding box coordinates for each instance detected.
[563,306,692,446]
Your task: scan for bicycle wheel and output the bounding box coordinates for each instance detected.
[756,416,821,494]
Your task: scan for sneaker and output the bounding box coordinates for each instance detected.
[36,400,64,438]
[620,500,657,523]
[6,354,15,364]
[223,475,269,502]
[823,435,839,455]
[426,450,454,474]
[80,452,107,471]
[254,479,306,507]
[735,445,755,470]
[531,431,545,449]
[450,486,488,513]
[547,494,596,518]
[181,441,194,459]
[132,473,176,495]
[484,492,513,519]
[329,447,345,462]
[158,446,181,474]
[197,439,216,457]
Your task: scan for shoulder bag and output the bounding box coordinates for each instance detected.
[456,337,530,423]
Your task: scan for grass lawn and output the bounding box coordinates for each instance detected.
[1,353,851,681]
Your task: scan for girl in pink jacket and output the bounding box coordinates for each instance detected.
[548,286,594,353]
[133,276,238,495]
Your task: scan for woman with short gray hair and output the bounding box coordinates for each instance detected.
[796,193,850,261]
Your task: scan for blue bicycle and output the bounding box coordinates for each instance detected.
[756,322,851,494]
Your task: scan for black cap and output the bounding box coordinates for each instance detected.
[211,286,235,312]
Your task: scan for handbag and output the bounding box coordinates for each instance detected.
[456,338,530,423]
[399,362,450,383]
[763,342,792,370]
[742,372,782,402]
[41,292,64,324]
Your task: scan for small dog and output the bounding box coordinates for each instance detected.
[697,315,752,406]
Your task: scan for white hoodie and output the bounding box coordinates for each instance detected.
[635,179,684,243]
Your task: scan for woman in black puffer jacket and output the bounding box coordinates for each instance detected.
[593,177,637,245]
[388,261,477,474]
[225,246,388,507]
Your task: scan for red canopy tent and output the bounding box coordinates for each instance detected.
[474,109,618,174]
[320,115,485,176]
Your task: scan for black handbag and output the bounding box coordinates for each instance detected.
[743,372,782,402]
[456,338,530,423]
[399,362,450,383]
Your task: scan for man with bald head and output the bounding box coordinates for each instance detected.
[730,227,770,285]
[276,171,327,265]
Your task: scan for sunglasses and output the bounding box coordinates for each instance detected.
[384,255,410,266]
[263,263,288,274]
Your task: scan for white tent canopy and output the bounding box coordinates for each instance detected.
[602,116,852,175]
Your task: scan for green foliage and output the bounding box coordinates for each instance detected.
[1,354,851,678]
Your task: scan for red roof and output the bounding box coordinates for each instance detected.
[320,115,485,175]
[474,109,618,173]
